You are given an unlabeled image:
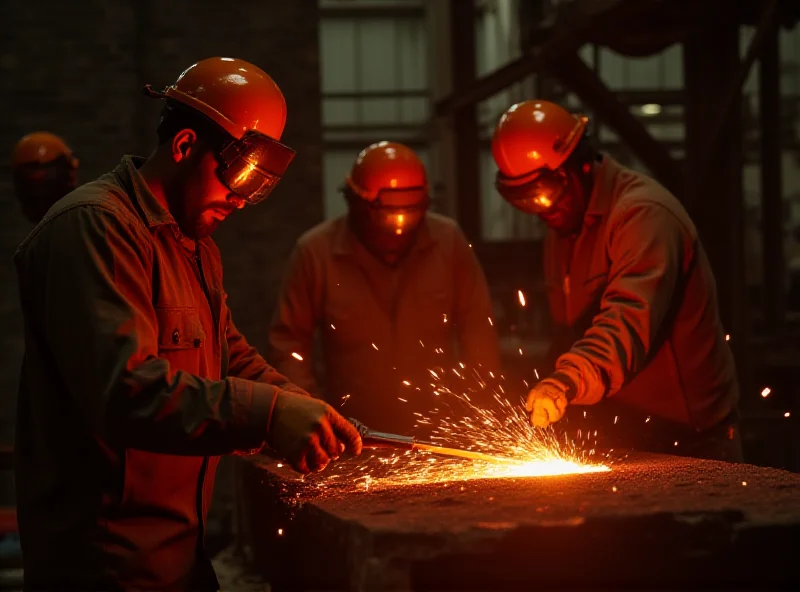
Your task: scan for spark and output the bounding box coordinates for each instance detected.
[277,463,283,468]
[331,324,336,330]
[469,243,472,248]
[443,314,448,323]
[785,412,791,418]
[305,362,609,493]
[419,340,425,347]
[488,317,494,326]
[372,343,379,351]
[517,290,527,307]
[645,416,651,423]
[291,352,303,361]
[341,394,351,406]
[742,481,747,486]
[761,387,771,398]
[612,486,618,492]
[674,441,679,446]
[725,334,730,341]
[534,369,539,379]
[277,528,284,535]
[403,380,411,386]
[614,416,618,424]
[519,348,523,355]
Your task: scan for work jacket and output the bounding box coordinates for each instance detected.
[268,214,501,435]
[545,155,739,444]
[14,157,300,591]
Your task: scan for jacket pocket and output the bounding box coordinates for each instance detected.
[155,307,206,351]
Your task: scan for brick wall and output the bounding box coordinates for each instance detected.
[0,0,322,503]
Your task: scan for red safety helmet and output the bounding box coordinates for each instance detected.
[13,132,78,169]
[492,100,588,214]
[343,141,430,236]
[144,57,295,205]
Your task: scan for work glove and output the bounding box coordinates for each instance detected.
[268,391,363,474]
[526,378,570,428]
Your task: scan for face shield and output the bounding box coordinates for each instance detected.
[494,166,569,215]
[363,187,430,236]
[217,130,296,205]
[344,184,430,264]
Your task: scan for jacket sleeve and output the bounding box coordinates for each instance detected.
[266,243,321,395]
[553,203,689,405]
[452,228,502,374]
[37,205,280,456]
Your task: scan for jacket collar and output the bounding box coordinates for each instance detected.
[583,153,621,224]
[115,156,197,251]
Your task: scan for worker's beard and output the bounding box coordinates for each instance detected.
[537,165,592,236]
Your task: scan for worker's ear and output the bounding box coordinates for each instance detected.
[171,129,198,163]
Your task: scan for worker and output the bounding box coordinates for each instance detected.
[268,141,501,435]
[491,100,741,462]
[12,131,79,224]
[13,57,361,591]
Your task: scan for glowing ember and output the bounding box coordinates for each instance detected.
[291,352,303,361]
[277,528,284,535]
[725,334,730,341]
[761,387,771,398]
[785,412,791,418]
[517,290,526,307]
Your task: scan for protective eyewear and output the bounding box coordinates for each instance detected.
[217,130,296,205]
[345,185,430,235]
[495,166,568,215]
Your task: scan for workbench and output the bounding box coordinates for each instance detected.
[235,452,800,590]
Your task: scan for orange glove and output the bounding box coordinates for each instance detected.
[525,378,569,428]
[268,392,363,474]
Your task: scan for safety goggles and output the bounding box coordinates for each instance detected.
[495,166,568,215]
[217,130,296,205]
[345,185,430,235]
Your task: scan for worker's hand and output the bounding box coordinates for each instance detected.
[525,379,569,428]
[268,391,363,474]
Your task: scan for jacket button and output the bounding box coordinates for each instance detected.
[193,338,202,348]
[172,330,180,344]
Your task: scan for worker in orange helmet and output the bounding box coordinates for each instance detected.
[268,141,501,435]
[14,57,361,590]
[12,131,79,224]
[492,100,741,462]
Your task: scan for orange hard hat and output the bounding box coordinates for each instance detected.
[143,57,296,205]
[345,141,428,205]
[12,132,78,169]
[144,56,287,141]
[491,100,588,178]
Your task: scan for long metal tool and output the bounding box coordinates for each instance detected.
[349,418,514,464]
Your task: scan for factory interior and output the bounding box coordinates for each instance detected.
[1,0,800,589]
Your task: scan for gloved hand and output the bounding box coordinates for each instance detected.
[525,378,569,428]
[268,391,362,474]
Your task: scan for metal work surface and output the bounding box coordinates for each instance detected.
[238,452,800,590]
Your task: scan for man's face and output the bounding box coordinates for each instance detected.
[536,166,590,236]
[168,132,245,240]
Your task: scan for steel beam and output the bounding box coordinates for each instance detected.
[759,13,786,333]
[699,0,780,176]
[449,0,482,241]
[548,53,684,196]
